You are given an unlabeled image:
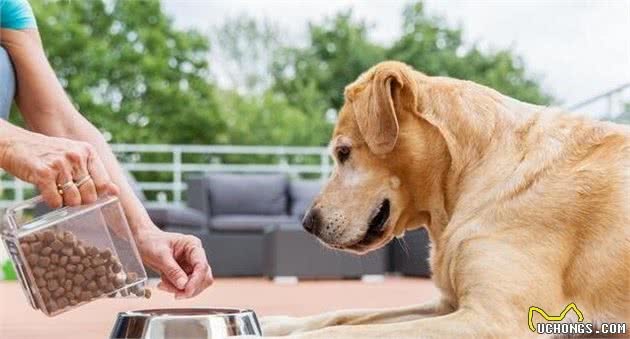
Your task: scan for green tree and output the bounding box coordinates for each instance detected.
[272,3,552,145]
[388,3,551,104]
[28,0,225,144]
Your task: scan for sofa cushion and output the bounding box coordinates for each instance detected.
[211,214,295,231]
[147,206,207,229]
[206,173,288,215]
[289,180,321,218]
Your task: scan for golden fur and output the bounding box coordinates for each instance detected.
[261,61,630,338]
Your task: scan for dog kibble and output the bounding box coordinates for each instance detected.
[41,247,53,256]
[31,242,43,253]
[143,289,151,299]
[61,247,73,256]
[20,243,31,256]
[95,266,107,277]
[20,229,141,315]
[43,230,56,244]
[51,240,64,251]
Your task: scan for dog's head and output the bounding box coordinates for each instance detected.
[303,61,452,254]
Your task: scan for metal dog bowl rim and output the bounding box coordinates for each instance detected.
[118,307,257,319]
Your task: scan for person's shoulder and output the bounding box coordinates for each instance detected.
[1,0,37,30]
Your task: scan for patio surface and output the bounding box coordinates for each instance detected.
[0,277,438,339]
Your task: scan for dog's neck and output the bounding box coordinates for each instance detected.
[415,75,547,235]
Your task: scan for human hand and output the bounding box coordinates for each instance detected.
[0,131,118,208]
[136,227,213,298]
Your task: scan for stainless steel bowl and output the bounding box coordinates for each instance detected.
[110,308,262,339]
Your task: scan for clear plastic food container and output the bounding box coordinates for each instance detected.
[1,195,148,316]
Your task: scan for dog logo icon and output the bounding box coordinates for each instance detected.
[528,303,584,332]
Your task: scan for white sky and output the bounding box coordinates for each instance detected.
[162,0,630,116]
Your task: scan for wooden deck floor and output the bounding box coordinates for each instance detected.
[0,277,438,339]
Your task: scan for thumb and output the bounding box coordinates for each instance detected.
[160,254,188,290]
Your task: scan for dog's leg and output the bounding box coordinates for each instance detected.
[262,297,452,336]
[276,307,526,339]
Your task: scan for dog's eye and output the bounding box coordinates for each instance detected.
[336,146,351,163]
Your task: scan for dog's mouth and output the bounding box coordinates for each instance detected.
[327,198,391,253]
[356,198,390,247]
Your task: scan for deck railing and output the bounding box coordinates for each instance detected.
[0,144,331,208]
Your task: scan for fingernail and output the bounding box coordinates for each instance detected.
[176,277,187,289]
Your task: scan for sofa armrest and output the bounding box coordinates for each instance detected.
[147,205,208,231]
[185,176,211,217]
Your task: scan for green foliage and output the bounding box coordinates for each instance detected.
[30,0,224,144]
[20,0,552,148]
[271,3,552,144]
[389,3,551,104]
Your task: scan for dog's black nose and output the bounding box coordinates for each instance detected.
[302,208,322,235]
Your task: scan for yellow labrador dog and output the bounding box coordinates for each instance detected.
[262,61,629,338]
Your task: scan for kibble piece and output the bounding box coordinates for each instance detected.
[50,253,59,264]
[73,274,85,285]
[39,288,50,301]
[46,300,58,313]
[97,275,108,288]
[53,287,65,298]
[80,291,91,301]
[69,256,81,264]
[126,272,138,284]
[113,276,125,288]
[87,281,98,291]
[76,264,84,273]
[69,298,78,306]
[31,241,43,253]
[32,266,46,278]
[72,286,82,296]
[20,243,31,256]
[41,247,52,256]
[62,231,76,246]
[66,264,76,272]
[92,257,105,266]
[84,268,95,280]
[59,256,69,266]
[86,246,98,256]
[143,289,152,299]
[35,232,46,241]
[50,240,64,251]
[27,253,39,266]
[104,282,115,293]
[61,247,73,256]
[95,266,107,277]
[55,267,66,279]
[81,258,91,267]
[37,257,51,267]
[110,261,122,273]
[64,279,73,291]
[22,234,37,243]
[57,297,69,309]
[120,289,129,297]
[100,248,112,260]
[133,288,144,297]
[42,230,55,244]
[44,271,55,279]
[35,278,47,287]
[47,280,59,291]
[75,246,86,257]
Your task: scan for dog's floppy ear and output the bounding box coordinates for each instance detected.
[348,66,407,155]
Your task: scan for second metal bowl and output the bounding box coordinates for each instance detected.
[110,308,262,339]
